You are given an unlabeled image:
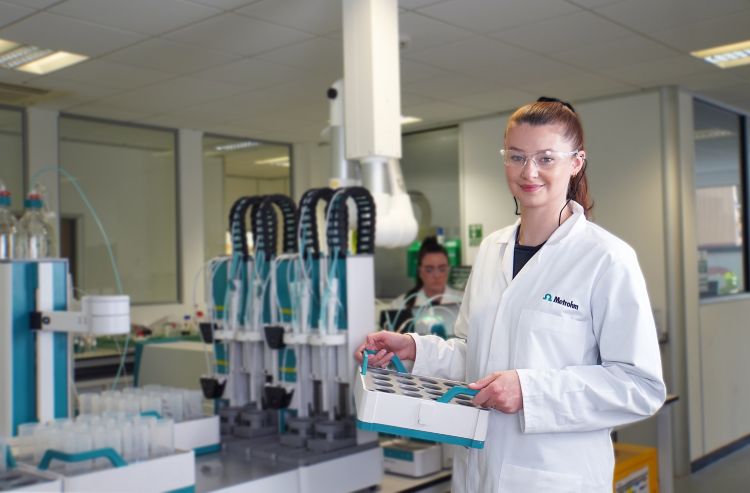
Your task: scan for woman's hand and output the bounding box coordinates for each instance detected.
[354,331,417,368]
[468,371,523,413]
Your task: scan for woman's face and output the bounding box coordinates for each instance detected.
[419,252,450,296]
[504,123,584,214]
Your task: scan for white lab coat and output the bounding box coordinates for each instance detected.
[410,202,666,492]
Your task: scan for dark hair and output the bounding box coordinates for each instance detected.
[404,236,449,310]
[505,97,593,219]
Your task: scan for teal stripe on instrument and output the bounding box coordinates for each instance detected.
[166,486,195,493]
[53,260,68,420]
[383,447,414,461]
[194,444,221,456]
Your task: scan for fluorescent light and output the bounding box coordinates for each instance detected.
[0,45,53,69]
[401,115,422,125]
[255,156,289,167]
[691,39,750,69]
[215,140,260,152]
[17,51,88,75]
[0,37,88,74]
[695,128,735,140]
[0,39,20,54]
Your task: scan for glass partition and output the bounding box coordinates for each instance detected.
[202,135,292,260]
[59,116,179,304]
[693,100,745,298]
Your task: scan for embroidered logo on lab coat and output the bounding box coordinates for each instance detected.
[543,293,579,310]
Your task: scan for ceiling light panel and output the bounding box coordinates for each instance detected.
[692,39,750,69]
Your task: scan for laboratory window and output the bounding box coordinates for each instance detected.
[693,100,747,298]
[0,105,24,214]
[59,115,179,304]
[202,134,292,260]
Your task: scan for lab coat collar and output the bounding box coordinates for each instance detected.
[495,201,585,246]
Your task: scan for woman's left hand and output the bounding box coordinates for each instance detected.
[468,371,523,413]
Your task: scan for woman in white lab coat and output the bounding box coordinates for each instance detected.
[357,98,666,492]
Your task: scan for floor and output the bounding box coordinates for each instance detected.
[674,444,750,492]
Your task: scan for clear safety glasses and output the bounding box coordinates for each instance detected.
[500,149,579,171]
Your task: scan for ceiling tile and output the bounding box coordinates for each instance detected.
[236,0,341,36]
[48,59,175,90]
[649,8,750,53]
[49,0,220,36]
[401,91,436,107]
[256,37,342,73]
[164,12,312,56]
[594,0,750,34]
[403,36,528,74]
[399,12,474,53]
[677,71,746,92]
[489,11,633,55]
[98,77,248,113]
[191,57,304,89]
[402,100,485,123]
[601,56,718,88]
[399,0,451,9]
[189,0,262,10]
[565,0,624,8]
[695,83,750,106]
[24,75,120,100]
[0,1,34,28]
[0,67,36,84]
[521,73,637,103]
[400,59,449,84]
[554,36,680,71]
[1,0,59,9]
[0,12,145,57]
[415,0,581,34]
[404,72,497,99]
[105,38,241,74]
[444,86,537,111]
[64,102,154,122]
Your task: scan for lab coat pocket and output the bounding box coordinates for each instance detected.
[514,309,586,369]
[498,463,582,493]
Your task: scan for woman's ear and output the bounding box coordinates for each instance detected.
[572,151,585,175]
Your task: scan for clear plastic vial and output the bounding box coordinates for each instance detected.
[0,184,16,260]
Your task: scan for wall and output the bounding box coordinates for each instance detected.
[0,129,24,213]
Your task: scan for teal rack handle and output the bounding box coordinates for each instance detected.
[6,446,16,469]
[437,386,478,403]
[38,448,127,471]
[361,349,407,375]
[140,410,163,420]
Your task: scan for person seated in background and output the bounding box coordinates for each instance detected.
[388,236,463,336]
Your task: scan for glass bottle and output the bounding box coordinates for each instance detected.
[17,191,55,259]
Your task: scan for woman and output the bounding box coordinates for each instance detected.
[358,98,666,492]
[391,236,462,307]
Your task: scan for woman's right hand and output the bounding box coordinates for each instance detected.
[354,331,417,368]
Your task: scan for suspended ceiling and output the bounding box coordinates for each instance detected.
[0,0,749,143]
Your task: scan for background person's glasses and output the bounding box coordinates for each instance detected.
[500,149,578,170]
[422,265,449,275]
